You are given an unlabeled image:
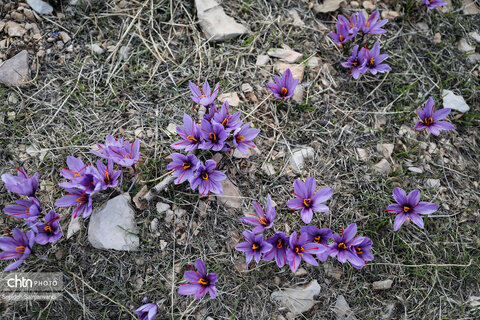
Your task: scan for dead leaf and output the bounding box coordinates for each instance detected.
[271,280,320,315]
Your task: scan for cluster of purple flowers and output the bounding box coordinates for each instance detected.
[328,10,391,79]
[55,135,140,219]
[1,168,62,271]
[168,80,260,197]
[235,177,374,272]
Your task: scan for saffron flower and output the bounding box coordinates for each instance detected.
[328,223,364,267]
[235,230,272,267]
[1,167,39,197]
[94,159,122,190]
[423,0,447,9]
[213,101,242,132]
[189,81,220,106]
[328,21,353,47]
[286,232,325,273]
[178,259,218,299]
[91,135,140,167]
[351,236,374,269]
[264,232,289,268]
[171,114,203,151]
[413,97,455,136]
[300,226,332,261]
[361,42,391,75]
[55,188,93,219]
[267,69,299,101]
[232,122,259,155]
[190,160,226,196]
[386,187,439,231]
[166,153,200,184]
[287,177,333,224]
[200,120,228,151]
[203,104,218,122]
[360,10,388,35]
[59,166,102,195]
[341,45,367,79]
[60,156,89,181]
[0,228,35,271]
[337,14,360,36]
[35,210,63,245]
[135,298,158,320]
[239,195,276,234]
[3,197,42,222]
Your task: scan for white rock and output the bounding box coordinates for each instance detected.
[256,54,270,66]
[218,92,240,106]
[88,44,104,55]
[290,147,314,173]
[307,56,320,68]
[442,90,470,113]
[267,48,302,63]
[469,31,480,43]
[333,295,357,320]
[261,163,276,176]
[6,21,26,37]
[426,179,440,188]
[433,32,441,43]
[150,218,159,232]
[408,167,423,174]
[275,62,305,83]
[373,279,393,290]
[59,31,71,44]
[363,1,376,10]
[467,53,480,64]
[382,10,401,19]
[457,38,475,52]
[216,178,242,209]
[373,159,391,175]
[67,217,81,239]
[27,0,54,14]
[26,145,48,161]
[232,147,260,159]
[288,9,305,27]
[88,194,139,251]
[241,83,253,93]
[271,280,320,315]
[356,148,369,161]
[376,143,394,158]
[293,268,308,277]
[292,84,304,103]
[463,0,480,15]
[0,50,30,87]
[119,45,131,61]
[313,0,343,13]
[195,0,247,42]
[156,202,170,213]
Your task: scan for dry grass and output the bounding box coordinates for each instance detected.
[1,0,479,319]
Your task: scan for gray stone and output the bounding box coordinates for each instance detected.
[261,163,275,176]
[426,179,440,188]
[275,62,305,83]
[88,44,104,54]
[216,178,242,209]
[373,159,391,175]
[292,84,304,103]
[288,9,304,27]
[267,48,303,63]
[313,0,343,13]
[271,280,320,315]
[442,90,470,113]
[0,50,30,87]
[5,21,26,37]
[27,0,54,14]
[463,0,480,15]
[290,147,314,173]
[217,92,240,106]
[333,295,357,320]
[156,202,170,214]
[469,31,480,43]
[256,55,270,66]
[457,38,475,52]
[408,166,423,174]
[376,143,394,158]
[88,194,139,251]
[373,279,393,290]
[67,217,81,239]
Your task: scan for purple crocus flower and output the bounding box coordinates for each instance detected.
[341,45,367,79]
[287,177,333,224]
[264,232,289,268]
[91,135,140,167]
[60,156,89,181]
[286,232,325,273]
[328,223,364,267]
[232,122,259,155]
[166,153,200,184]
[190,160,226,196]
[386,187,439,231]
[95,159,122,190]
[267,69,299,102]
[0,228,35,271]
[360,10,388,35]
[299,226,332,261]
[235,230,273,267]
[178,259,218,299]
[35,210,63,245]
[413,97,455,136]
[55,188,93,219]
[3,197,42,222]
[59,166,102,195]
[239,195,276,234]
[135,299,158,320]
[171,114,203,151]
[351,236,374,269]
[189,81,220,106]
[203,104,218,122]
[213,101,242,132]
[361,42,391,75]
[200,120,228,151]
[1,167,39,197]
[90,135,124,159]
[423,0,447,9]
[328,21,353,47]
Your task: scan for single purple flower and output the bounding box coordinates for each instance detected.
[239,195,276,234]
[213,101,242,132]
[360,10,388,35]
[264,232,289,268]
[90,135,124,159]
[190,160,226,196]
[0,228,35,271]
[267,69,299,101]
[287,177,333,224]
[35,210,63,245]
[135,300,158,320]
[1,167,39,197]
[200,120,228,151]
[413,97,455,136]
[423,0,447,9]
[55,188,93,219]
[189,81,220,106]
[232,122,259,155]
[341,45,367,79]
[386,187,439,231]
[94,159,122,190]
[328,223,364,267]
[3,197,42,222]
[60,156,89,181]
[235,230,272,267]
[300,226,332,261]
[59,166,102,195]
[351,236,374,269]
[338,14,360,36]
[166,153,200,184]
[178,259,218,299]
[328,21,353,47]
[286,232,325,273]
[171,114,203,151]
[361,42,391,75]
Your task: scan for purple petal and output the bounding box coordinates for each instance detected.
[312,187,333,203]
[178,283,201,296]
[394,213,407,231]
[414,202,439,215]
[386,204,404,213]
[393,187,407,204]
[343,223,357,243]
[184,270,201,283]
[409,213,424,229]
[432,108,451,121]
[301,253,318,266]
[407,190,421,206]
[301,208,313,224]
[433,121,455,131]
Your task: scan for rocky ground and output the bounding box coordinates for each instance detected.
[0,0,479,319]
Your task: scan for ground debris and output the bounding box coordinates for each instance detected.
[333,295,357,320]
[271,280,320,315]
